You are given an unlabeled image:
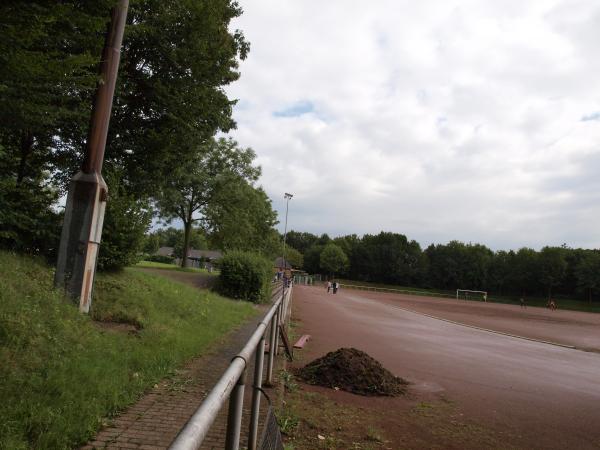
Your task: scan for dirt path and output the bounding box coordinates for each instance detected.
[83,272,277,450]
[290,285,600,450]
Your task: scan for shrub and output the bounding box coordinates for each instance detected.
[218,250,272,303]
[97,170,152,271]
[146,254,175,264]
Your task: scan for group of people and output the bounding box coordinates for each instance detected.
[519,297,557,310]
[326,280,340,294]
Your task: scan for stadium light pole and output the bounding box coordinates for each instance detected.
[54,0,129,313]
[282,193,293,277]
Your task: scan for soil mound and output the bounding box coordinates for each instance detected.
[298,348,408,396]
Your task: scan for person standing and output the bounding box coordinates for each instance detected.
[326,281,331,293]
[333,281,338,294]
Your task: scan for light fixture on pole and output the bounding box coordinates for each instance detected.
[282,193,293,276]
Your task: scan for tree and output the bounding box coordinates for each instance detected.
[156,138,260,267]
[173,228,208,258]
[575,251,600,303]
[103,0,250,197]
[0,2,111,257]
[0,1,250,264]
[320,243,349,278]
[538,247,567,299]
[285,231,319,254]
[204,178,277,253]
[97,170,153,271]
[284,247,304,269]
[303,244,324,274]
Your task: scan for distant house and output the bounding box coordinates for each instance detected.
[154,247,222,268]
[157,247,175,257]
[274,256,293,271]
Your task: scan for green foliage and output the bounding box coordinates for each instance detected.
[107,0,250,196]
[0,250,256,449]
[285,247,304,269]
[156,137,270,266]
[173,228,208,259]
[145,254,175,264]
[205,179,278,253]
[97,171,153,271]
[0,0,250,264]
[0,177,61,259]
[303,244,324,274]
[142,233,161,254]
[320,243,349,276]
[218,250,272,303]
[285,230,320,254]
[575,251,600,302]
[538,246,567,297]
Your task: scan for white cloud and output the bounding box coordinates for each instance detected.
[226,0,600,250]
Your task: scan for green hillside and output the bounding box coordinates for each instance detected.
[0,251,257,449]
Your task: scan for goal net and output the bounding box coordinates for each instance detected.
[456,289,488,302]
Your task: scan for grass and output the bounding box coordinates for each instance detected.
[277,385,390,450]
[0,251,257,449]
[135,260,218,274]
[337,278,600,313]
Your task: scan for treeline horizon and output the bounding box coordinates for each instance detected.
[285,230,600,302]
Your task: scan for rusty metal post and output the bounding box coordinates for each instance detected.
[248,333,266,450]
[266,312,277,385]
[54,0,129,313]
[225,367,246,450]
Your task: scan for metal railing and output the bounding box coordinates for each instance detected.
[169,282,293,450]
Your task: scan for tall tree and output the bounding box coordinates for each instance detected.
[538,247,567,299]
[204,178,278,253]
[102,0,250,196]
[575,251,600,303]
[156,137,259,267]
[320,243,349,278]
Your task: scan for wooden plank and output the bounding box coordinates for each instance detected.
[293,334,311,349]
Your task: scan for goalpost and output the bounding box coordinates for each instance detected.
[456,289,488,302]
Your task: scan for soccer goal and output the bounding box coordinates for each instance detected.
[456,289,488,302]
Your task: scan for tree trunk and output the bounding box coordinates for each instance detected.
[182,221,191,268]
[17,131,34,185]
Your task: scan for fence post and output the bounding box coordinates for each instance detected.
[274,303,281,356]
[266,311,277,385]
[248,333,266,450]
[224,366,246,450]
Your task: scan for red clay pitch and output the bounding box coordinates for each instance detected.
[292,285,600,449]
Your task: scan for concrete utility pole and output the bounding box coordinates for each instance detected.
[54,0,129,313]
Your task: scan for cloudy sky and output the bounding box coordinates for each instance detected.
[225,0,600,250]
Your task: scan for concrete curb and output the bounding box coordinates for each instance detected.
[388,303,578,350]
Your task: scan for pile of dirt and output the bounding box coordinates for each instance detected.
[298,347,408,396]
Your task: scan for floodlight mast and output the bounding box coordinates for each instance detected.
[282,193,293,273]
[54,0,129,313]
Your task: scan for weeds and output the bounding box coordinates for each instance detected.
[280,370,299,393]
[0,251,255,449]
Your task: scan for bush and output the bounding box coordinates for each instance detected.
[0,178,61,261]
[145,254,175,264]
[218,250,272,303]
[97,170,152,271]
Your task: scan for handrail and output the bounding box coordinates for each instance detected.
[169,282,292,450]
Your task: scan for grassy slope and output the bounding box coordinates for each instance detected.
[0,251,257,449]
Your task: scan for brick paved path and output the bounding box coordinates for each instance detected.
[82,307,281,450]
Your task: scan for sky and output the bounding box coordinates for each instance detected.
[225,0,600,251]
